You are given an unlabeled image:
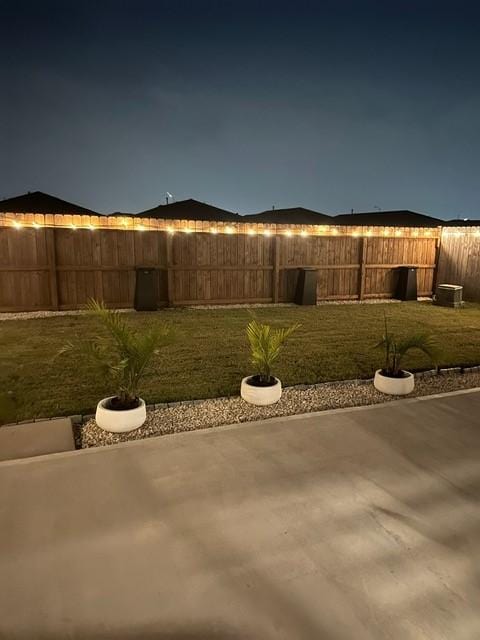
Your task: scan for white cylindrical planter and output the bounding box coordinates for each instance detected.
[240,376,282,406]
[374,370,414,396]
[95,397,146,432]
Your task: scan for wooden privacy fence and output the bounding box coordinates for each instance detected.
[437,226,480,300]
[0,213,441,311]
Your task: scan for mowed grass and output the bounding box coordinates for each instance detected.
[1,301,480,422]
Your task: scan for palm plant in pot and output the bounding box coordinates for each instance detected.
[59,299,170,432]
[241,318,299,406]
[373,315,437,396]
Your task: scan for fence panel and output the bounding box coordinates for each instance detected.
[437,228,480,300]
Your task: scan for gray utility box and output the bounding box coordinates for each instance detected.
[434,284,464,308]
[295,268,318,305]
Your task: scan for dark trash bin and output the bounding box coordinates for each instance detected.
[396,266,417,301]
[295,268,318,305]
[134,268,158,311]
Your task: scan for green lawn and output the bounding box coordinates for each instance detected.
[1,301,480,422]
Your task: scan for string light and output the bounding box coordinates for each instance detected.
[32,222,41,229]
[225,226,235,234]
[13,220,22,229]
[183,228,193,233]
[383,229,389,236]
[247,228,256,236]
[210,227,218,234]
[71,224,77,231]
[366,229,373,236]
[137,224,145,231]
[264,229,272,236]
[395,230,401,236]
[284,230,293,237]
[167,226,175,234]
[300,230,308,237]
[88,224,95,231]
[331,228,338,235]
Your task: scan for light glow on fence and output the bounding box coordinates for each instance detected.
[284,230,293,237]
[300,230,308,237]
[247,228,256,235]
[264,229,272,236]
[210,227,218,234]
[225,226,235,234]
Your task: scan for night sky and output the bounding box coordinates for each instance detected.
[1,0,480,218]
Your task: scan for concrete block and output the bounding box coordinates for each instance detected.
[0,418,75,462]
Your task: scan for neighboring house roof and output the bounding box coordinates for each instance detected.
[0,191,98,215]
[443,218,480,226]
[242,207,332,225]
[333,210,442,227]
[129,198,241,222]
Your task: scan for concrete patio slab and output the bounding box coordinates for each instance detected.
[0,418,75,462]
[1,390,480,639]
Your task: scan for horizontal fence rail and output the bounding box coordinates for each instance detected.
[0,212,442,311]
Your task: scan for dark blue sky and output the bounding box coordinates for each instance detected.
[1,0,479,218]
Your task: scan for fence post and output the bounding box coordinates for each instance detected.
[45,227,59,310]
[358,237,367,300]
[166,231,174,306]
[92,231,104,302]
[272,233,281,303]
[431,233,442,295]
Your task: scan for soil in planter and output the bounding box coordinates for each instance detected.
[246,375,278,387]
[105,396,141,411]
[380,369,410,379]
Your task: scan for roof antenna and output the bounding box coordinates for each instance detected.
[373,205,381,211]
[351,208,354,214]
[272,204,275,210]
[165,192,173,205]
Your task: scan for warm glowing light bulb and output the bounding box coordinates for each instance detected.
[284,230,292,237]
[167,226,174,234]
[383,229,389,236]
[300,230,308,237]
[210,228,218,234]
[395,230,401,236]
[32,222,41,229]
[366,230,373,236]
[13,221,22,229]
[225,226,235,234]
[138,224,145,231]
[264,229,272,236]
[184,228,193,233]
[331,228,338,235]
[247,228,256,236]
[352,231,359,237]
[71,224,77,231]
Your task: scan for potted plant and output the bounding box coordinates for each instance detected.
[241,318,299,406]
[59,299,170,432]
[374,315,437,396]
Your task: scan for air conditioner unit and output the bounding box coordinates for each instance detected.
[434,284,464,308]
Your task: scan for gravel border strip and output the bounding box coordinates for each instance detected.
[77,370,480,449]
[0,297,433,321]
